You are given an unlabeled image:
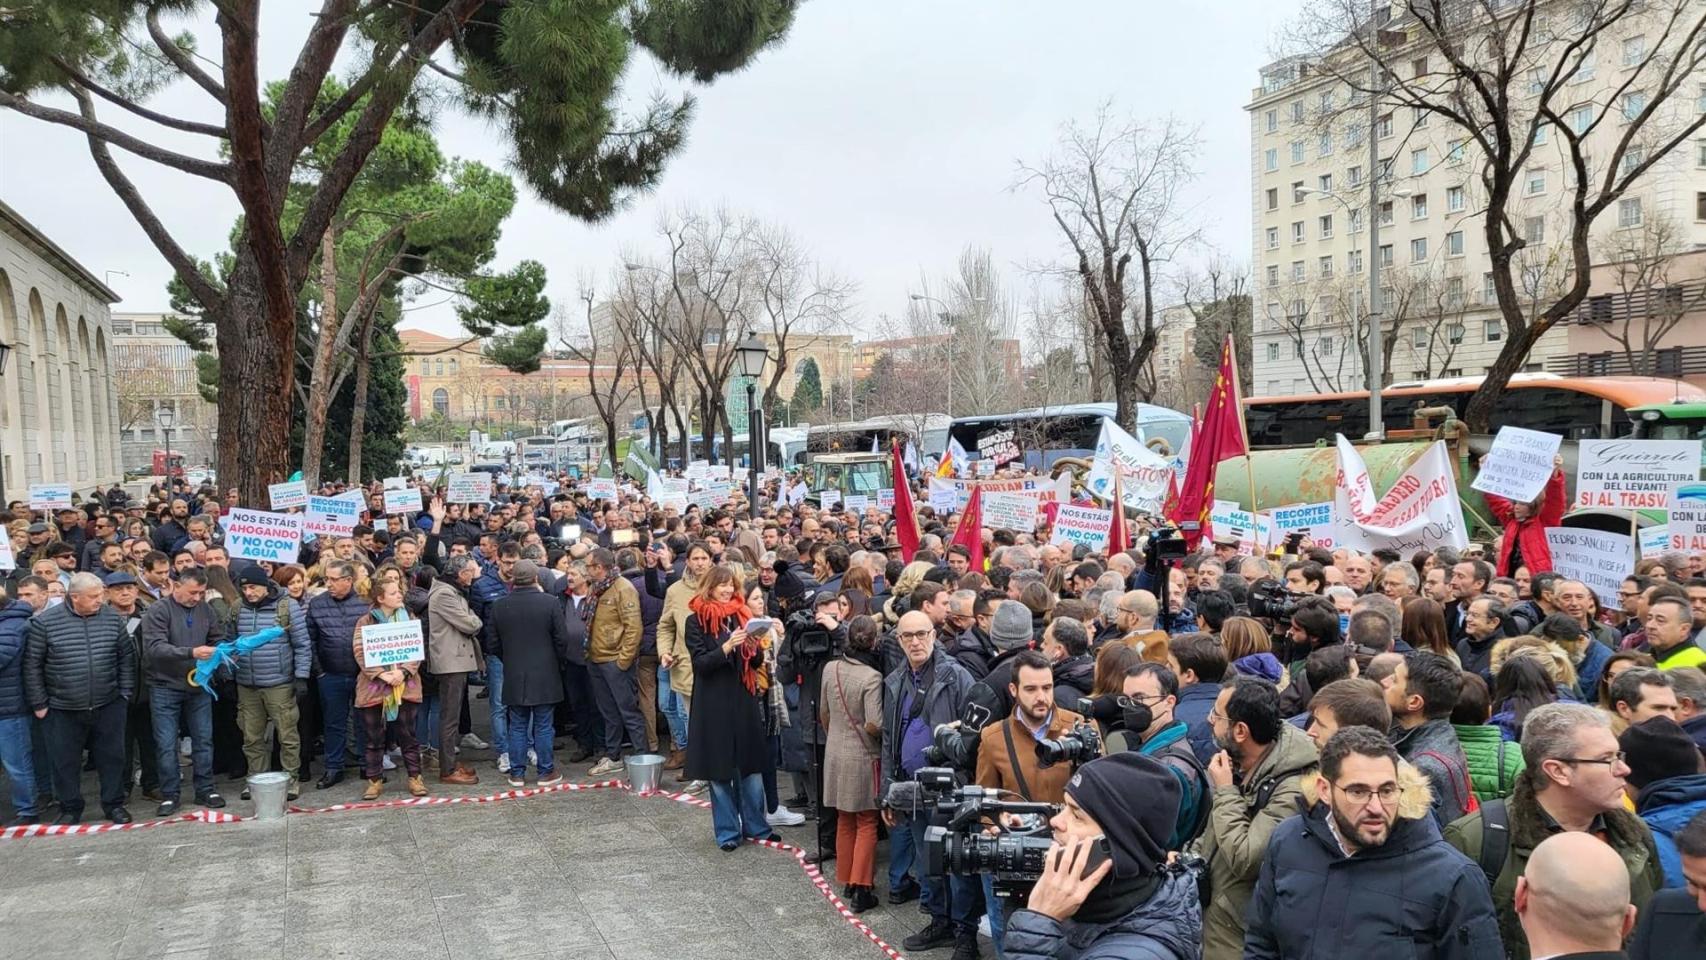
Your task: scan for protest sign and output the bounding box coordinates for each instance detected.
[303,495,360,538]
[0,540,16,571]
[28,483,71,511]
[928,483,957,513]
[878,488,895,511]
[1210,499,1259,554]
[1334,436,1469,555]
[1471,427,1561,503]
[1545,528,1636,612]
[1639,524,1671,559]
[1086,419,1173,515]
[585,478,617,501]
[685,461,710,480]
[1049,504,1112,553]
[819,490,841,509]
[707,479,734,506]
[975,459,997,478]
[225,508,305,563]
[1269,502,1337,549]
[927,476,1072,513]
[976,429,1020,466]
[359,620,426,668]
[383,476,410,491]
[383,486,421,515]
[983,491,1041,533]
[843,494,870,515]
[1669,483,1706,553]
[268,480,309,511]
[1574,439,1703,510]
[446,472,492,504]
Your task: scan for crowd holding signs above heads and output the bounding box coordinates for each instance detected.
[1,403,1705,960]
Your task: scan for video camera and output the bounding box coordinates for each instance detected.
[1142,526,1188,574]
[1247,577,1302,622]
[883,769,1064,899]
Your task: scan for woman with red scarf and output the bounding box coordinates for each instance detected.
[683,565,778,850]
[1486,453,1567,577]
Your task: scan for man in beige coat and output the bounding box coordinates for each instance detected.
[427,555,483,784]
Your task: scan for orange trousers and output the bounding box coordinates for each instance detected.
[835,809,879,887]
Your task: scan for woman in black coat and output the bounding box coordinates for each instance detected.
[683,564,777,850]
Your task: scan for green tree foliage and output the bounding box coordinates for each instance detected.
[1188,293,1253,395]
[789,357,823,422]
[292,310,409,483]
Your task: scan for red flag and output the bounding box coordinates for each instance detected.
[1171,335,1248,549]
[1160,468,1182,521]
[890,440,920,562]
[951,485,985,572]
[1109,464,1130,554]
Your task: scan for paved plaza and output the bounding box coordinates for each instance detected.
[0,775,937,960]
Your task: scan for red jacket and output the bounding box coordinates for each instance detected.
[1487,468,1566,577]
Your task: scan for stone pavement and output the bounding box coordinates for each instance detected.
[0,773,964,960]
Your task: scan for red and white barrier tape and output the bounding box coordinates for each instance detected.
[284,778,627,815]
[0,806,244,839]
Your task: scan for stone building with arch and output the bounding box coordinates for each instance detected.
[0,200,122,497]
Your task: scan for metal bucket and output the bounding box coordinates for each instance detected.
[626,753,666,794]
[247,771,291,821]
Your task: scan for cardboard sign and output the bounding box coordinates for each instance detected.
[446,472,492,504]
[1471,427,1561,503]
[303,495,361,538]
[820,490,842,510]
[878,488,895,511]
[359,620,425,668]
[1639,523,1671,559]
[1669,483,1706,553]
[1334,436,1469,555]
[843,494,871,515]
[224,508,305,563]
[1269,501,1337,549]
[1086,420,1173,515]
[268,480,309,511]
[1575,439,1703,510]
[383,486,421,515]
[983,491,1041,533]
[1049,504,1113,553]
[28,484,71,511]
[1210,499,1259,555]
[976,428,1020,466]
[585,478,618,501]
[1544,528,1636,612]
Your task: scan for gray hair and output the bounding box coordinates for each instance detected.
[1004,545,1036,571]
[1666,667,1706,709]
[68,572,104,595]
[1472,595,1508,623]
[1094,588,1120,624]
[1383,562,1419,588]
[1521,703,1611,788]
[1324,585,1357,605]
[520,544,547,563]
[1239,556,1272,579]
[950,589,977,615]
[445,555,478,578]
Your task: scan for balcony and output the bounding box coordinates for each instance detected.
[1565,281,1705,327]
[1547,345,1706,378]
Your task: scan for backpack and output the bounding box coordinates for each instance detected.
[1159,750,1213,850]
[1418,748,1481,818]
[1474,797,1510,890]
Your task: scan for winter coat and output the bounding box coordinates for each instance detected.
[1487,467,1565,577]
[682,609,769,782]
[1443,774,1664,960]
[819,655,883,812]
[1004,870,1201,960]
[306,589,369,677]
[586,576,642,668]
[945,625,996,679]
[232,584,309,688]
[1572,637,1614,702]
[350,609,423,708]
[1051,655,1095,712]
[1136,720,1210,851]
[490,587,570,708]
[975,706,1085,804]
[1243,783,1504,960]
[0,602,31,717]
[1174,681,1223,765]
[1193,722,1319,960]
[1452,722,1524,802]
[654,573,699,696]
[469,568,511,657]
[425,577,483,675]
[1628,887,1706,960]
[23,602,136,711]
[622,569,662,658]
[1634,773,1706,890]
[1393,718,1477,827]
[880,646,975,792]
[1455,628,1508,684]
[141,597,228,691]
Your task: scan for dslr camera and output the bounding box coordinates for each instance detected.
[1035,699,1102,769]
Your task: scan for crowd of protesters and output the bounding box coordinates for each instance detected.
[1,455,1704,960]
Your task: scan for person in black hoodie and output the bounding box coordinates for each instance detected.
[1042,617,1095,712]
[944,590,996,680]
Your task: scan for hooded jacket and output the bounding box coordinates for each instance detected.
[1634,773,1706,890]
[1451,722,1524,802]
[1392,718,1477,827]
[1052,654,1095,711]
[1004,869,1201,960]
[1243,774,1503,960]
[232,582,310,688]
[0,602,32,717]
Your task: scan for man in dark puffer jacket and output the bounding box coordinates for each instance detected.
[233,565,311,800]
[23,572,136,825]
[306,560,371,789]
[0,596,40,824]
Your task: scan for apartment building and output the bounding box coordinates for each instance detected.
[1246,4,1706,399]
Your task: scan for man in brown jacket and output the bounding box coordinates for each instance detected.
[584,548,646,777]
[974,648,1086,955]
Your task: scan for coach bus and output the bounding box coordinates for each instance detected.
[1243,374,1706,448]
[804,414,951,460]
[946,403,1193,472]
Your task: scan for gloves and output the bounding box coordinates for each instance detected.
[293,678,310,700]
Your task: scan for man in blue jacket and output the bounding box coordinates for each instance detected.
[1619,716,1706,889]
[1243,726,1503,960]
[470,541,518,771]
[307,560,369,790]
[0,595,38,824]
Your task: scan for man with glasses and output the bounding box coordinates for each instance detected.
[1244,727,1501,959]
[1445,703,1665,960]
[1115,661,1210,852]
[306,560,370,789]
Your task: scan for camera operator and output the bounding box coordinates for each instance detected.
[882,611,981,955]
[781,591,847,858]
[1004,753,1201,960]
[974,649,1088,955]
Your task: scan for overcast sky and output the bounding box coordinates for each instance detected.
[0,1,1297,346]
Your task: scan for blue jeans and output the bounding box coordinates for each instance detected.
[658,665,688,749]
[915,812,982,930]
[151,685,213,800]
[982,874,1007,957]
[708,773,771,846]
[888,813,919,892]
[317,674,367,775]
[486,657,508,753]
[506,704,555,777]
[0,714,38,817]
[415,689,440,753]
[763,732,781,812]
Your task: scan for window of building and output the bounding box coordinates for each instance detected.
[1621,90,1647,122]
[1377,113,1393,138]
[432,388,449,416]
[1696,191,1706,222]
[1530,123,1549,147]
[1318,173,1334,192]
[1618,196,1644,227]
[1319,255,1334,278]
[1413,56,1429,78]
[1448,323,1465,345]
[1379,200,1394,225]
[1267,226,1280,250]
[1410,148,1429,175]
[1411,237,1429,262]
[1445,276,1464,307]
[1267,342,1280,361]
[1292,181,1307,203]
[1569,103,1595,134]
[448,358,458,374]
[1413,327,1428,349]
[1294,342,1305,359]
[1291,141,1306,164]
[1348,164,1363,186]
[1319,214,1334,239]
[1292,221,1306,243]
[1349,249,1364,273]
[1380,285,1394,311]
[434,358,445,377]
[1485,319,1502,342]
[1413,369,1430,380]
[1620,145,1646,178]
[1411,194,1428,219]
[1379,243,1394,267]
[1265,109,1278,133]
[1349,208,1364,233]
[1379,156,1394,182]
[1292,100,1305,123]
[1446,230,1465,256]
[1697,140,1706,167]
[1483,272,1496,303]
[1413,106,1429,129]
[1265,148,1278,172]
[1267,187,1280,210]
[1525,168,1547,195]
[1572,50,1595,83]
[1524,216,1546,242]
[1267,265,1280,287]
[1447,140,1466,165]
[1622,35,1646,67]
[1527,67,1547,96]
[1320,336,1335,356]
[1443,367,1463,377]
[1447,185,1465,212]
[1347,123,1365,148]
[1319,132,1333,157]
[494,394,506,410]
[1291,260,1306,282]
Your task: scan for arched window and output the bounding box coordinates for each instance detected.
[432,388,449,416]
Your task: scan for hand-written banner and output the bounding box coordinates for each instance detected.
[1544,528,1636,612]
[1471,427,1561,503]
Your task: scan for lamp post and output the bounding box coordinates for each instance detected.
[735,334,769,519]
[909,294,986,418]
[156,404,176,489]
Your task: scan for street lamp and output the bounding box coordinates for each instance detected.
[736,334,769,518]
[910,294,986,418]
[156,405,176,488]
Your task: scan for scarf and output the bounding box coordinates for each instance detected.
[690,595,768,698]
[579,569,619,627]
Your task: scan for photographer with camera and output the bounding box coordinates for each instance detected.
[1004,752,1202,960]
[781,590,848,857]
[973,649,1091,956]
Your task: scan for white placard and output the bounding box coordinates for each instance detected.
[1639,524,1671,559]
[926,476,1072,513]
[447,472,492,504]
[28,484,71,511]
[383,487,421,515]
[1670,483,1706,553]
[359,620,426,668]
[982,491,1041,533]
[878,488,895,511]
[303,495,360,538]
[819,490,842,509]
[1334,436,1469,555]
[1086,420,1173,515]
[268,480,309,511]
[1210,499,1259,555]
[928,483,958,513]
[1050,504,1113,553]
[1544,527,1636,612]
[1471,427,1562,503]
[585,478,618,501]
[707,479,734,506]
[382,476,410,491]
[224,508,305,563]
[843,494,870,515]
[0,540,16,571]
[1574,439,1703,511]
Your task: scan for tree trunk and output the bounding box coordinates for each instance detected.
[301,226,339,489]
[347,313,377,484]
[216,253,294,505]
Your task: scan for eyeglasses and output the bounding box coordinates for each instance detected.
[898,629,933,641]
[1332,783,1402,805]
[1117,694,1166,709]
[1560,752,1626,767]
[1207,710,1227,725]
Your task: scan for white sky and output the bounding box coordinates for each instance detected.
[0,1,1299,347]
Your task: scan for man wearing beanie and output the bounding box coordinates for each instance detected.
[1620,716,1706,889]
[231,562,310,801]
[1004,752,1201,960]
[489,559,572,787]
[1243,727,1502,959]
[935,600,1040,790]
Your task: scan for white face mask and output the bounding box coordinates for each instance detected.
[46,597,63,608]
